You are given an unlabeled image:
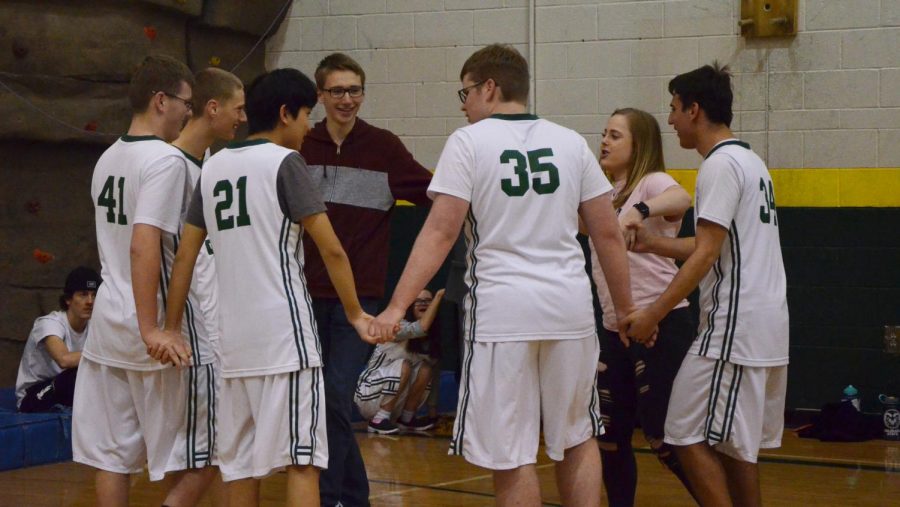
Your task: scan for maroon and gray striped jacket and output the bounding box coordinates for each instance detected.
[300,118,433,299]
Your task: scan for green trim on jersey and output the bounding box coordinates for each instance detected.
[722,221,741,362]
[704,360,743,444]
[227,138,271,149]
[172,233,202,366]
[452,209,481,456]
[176,147,204,168]
[121,134,164,143]
[187,365,198,467]
[704,140,751,160]
[489,113,539,121]
[279,216,310,369]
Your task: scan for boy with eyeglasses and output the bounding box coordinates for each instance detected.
[371,44,634,507]
[299,52,434,506]
[72,54,197,505]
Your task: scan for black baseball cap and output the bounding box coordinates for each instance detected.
[64,266,102,294]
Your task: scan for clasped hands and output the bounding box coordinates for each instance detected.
[367,306,407,344]
[145,328,192,367]
[145,311,390,368]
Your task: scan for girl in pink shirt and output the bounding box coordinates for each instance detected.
[588,108,698,506]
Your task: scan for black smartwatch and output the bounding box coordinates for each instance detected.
[633,201,650,219]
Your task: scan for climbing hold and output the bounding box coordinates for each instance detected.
[33,248,54,264]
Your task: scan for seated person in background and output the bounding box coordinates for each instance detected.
[15,266,101,412]
[407,291,445,427]
[356,289,445,434]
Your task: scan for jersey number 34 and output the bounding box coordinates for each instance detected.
[759,178,778,226]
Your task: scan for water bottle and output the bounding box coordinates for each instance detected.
[880,394,900,441]
[842,385,861,411]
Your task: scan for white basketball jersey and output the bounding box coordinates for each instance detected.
[429,114,612,342]
[692,139,789,366]
[84,136,192,370]
[173,149,219,364]
[198,140,321,378]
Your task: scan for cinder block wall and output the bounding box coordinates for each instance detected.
[266,0,900,410]
[267,0,899,169]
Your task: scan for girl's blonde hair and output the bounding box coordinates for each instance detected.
[607,108,666,209]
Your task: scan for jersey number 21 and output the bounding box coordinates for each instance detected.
[214,176,251,231]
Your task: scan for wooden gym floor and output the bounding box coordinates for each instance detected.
[1,420,897,506]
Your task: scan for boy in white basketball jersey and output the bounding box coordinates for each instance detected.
[156,68,377,507]
[623,64,789,506]
[72,55,197,505]
[152,67,247,506]
[371,45,634,507]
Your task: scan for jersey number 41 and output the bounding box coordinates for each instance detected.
[97,176,128,225]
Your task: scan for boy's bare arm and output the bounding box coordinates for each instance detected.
[370,194,468,340]
[302,212,377,344]
[132,223,191,367]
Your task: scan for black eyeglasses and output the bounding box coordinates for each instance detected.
[414,298,433,305]
[157,91,192,111]
[457,80,486,103]
[323,86,365,99]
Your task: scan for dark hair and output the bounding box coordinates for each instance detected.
[245,68,317,135]
[460,44,530,103]
[667,63,733,127]
[405,290,440,358]
[314,53,366,89]
[191,67,243,113]
[59,266,101,310]
[128,55,194,114]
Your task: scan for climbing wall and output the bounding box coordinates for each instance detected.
[0,0,289,385]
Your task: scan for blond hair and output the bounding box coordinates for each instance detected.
[190,67,243,113]
[608,108,666,209]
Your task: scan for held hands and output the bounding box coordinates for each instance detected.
[369,306,406,343]
[144,328,192,367]
[349,312,381,345]
[620,306,660,348]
